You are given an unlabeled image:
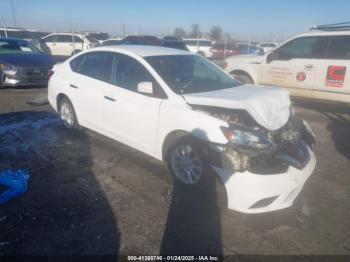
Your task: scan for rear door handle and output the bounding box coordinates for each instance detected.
[104,96,116,102]
[70,84,79,89]
[305,64,314,70]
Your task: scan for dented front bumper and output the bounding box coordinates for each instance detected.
[212,144,316,213]
[209,119,316,213]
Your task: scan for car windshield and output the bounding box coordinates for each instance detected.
[0,39,41,54]
[85,35,99,42]
[145,55,240,94]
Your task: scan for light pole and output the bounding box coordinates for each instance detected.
[10,0,17,27]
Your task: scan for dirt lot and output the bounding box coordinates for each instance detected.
[0,87,350,256]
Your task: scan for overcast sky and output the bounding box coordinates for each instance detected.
[1,0,350,41]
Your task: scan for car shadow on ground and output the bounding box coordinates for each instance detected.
[160,130,224,256]
[0,111,120,256]
[293,99,350,160]
[160,172,224,255]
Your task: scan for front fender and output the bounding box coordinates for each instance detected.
[225,62,259,84]
[156,101,229,160]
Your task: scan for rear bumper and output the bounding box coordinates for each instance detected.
[213,145,316,213]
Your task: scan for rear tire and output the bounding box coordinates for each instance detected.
[58,97,80,130]
[230,72,253,84]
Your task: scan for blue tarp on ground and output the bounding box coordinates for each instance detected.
[0,170,30,204]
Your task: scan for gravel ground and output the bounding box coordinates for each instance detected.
[0,87,349,256]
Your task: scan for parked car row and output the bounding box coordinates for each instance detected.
[3,24,349,105]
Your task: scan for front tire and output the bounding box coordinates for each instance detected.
[58,97,80,130]
[167,137,207,186]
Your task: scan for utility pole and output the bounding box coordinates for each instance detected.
[10,0,17,27]
[122,24,126,37]
[1,17,8,37]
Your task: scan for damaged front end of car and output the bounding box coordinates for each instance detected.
[191,105,315,175]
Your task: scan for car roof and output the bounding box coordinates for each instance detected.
[294,30,350,37]
[184,38,211,41]
[44,32,84,37]
[91,45,192,57]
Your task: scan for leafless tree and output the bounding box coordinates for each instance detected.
[209,26,223,41]
[173,27,187,39]
[190,24,201,38]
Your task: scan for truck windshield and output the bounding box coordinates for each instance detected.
[145,55,240,94]
[0,39,41,54]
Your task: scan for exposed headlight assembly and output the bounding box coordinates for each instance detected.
[0,64,17,76]
[221,126,273,149]
[0,64,15,71]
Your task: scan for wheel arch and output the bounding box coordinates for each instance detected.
[229,69,255,84]
[161,130,210,161]
[226,62,258,84]
[56,93,69,109]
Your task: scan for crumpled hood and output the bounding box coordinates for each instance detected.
[183,85,291,131]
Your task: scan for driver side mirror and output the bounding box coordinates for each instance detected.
[137,82,153,95]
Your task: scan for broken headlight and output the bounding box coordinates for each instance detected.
[221,126,273,149]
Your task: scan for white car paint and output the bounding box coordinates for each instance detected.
[225,31,350,103]
[183,85,291,131]
[213,145,316,213]
[184,39,213,58]
[41,33,99,57]
[48,45,316,214]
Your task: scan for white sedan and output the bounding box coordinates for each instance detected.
[48,45,316,213]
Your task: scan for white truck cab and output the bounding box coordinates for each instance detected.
[225,24,350,104]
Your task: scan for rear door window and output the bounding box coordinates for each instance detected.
[44,35,58,42]
[56,35,72,43]
[326,36,350,60]
[75,52,114,83]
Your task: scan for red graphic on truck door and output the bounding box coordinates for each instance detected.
[325,66,346,88]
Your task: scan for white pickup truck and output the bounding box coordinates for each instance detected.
[225,29,350,104]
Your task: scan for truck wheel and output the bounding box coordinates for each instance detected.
[230,72,253,84]
[197,51,205,57]
[58,97,80,130]
[167,137,208,186]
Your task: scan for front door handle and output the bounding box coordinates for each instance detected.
[70,84,79,89]
[104,96,116,102]
[305,64,314,70]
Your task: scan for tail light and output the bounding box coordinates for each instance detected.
[48,69,54,81]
